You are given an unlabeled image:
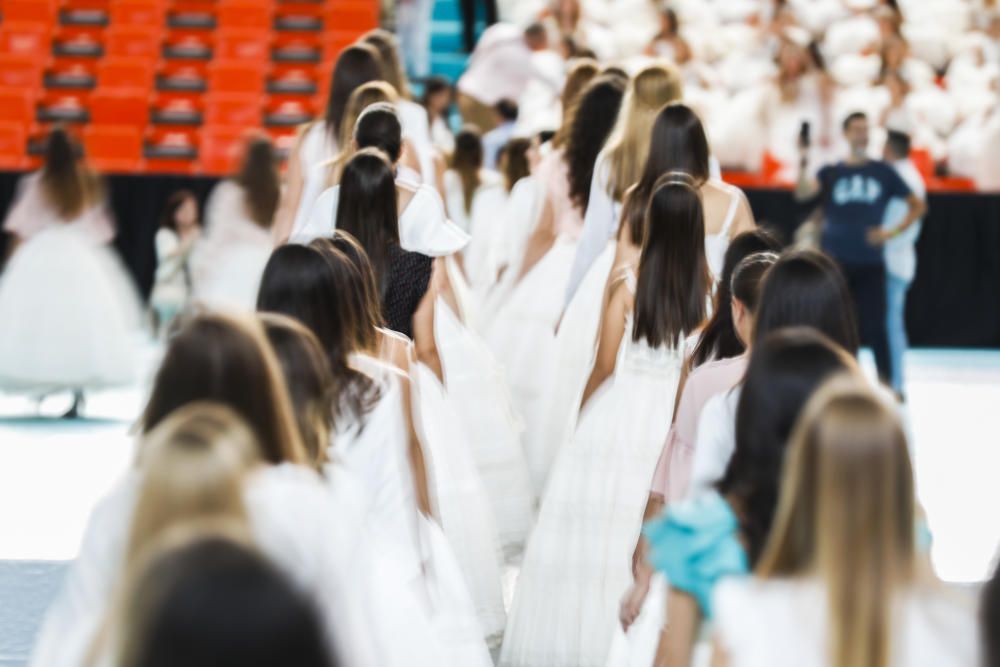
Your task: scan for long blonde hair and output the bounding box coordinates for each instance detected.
[127,403,260,568]
[757,377,917,667]
[604,63,683,201]
[552,58,600,148]
[328,80,400,185]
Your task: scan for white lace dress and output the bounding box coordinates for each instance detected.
[499,269,685,667]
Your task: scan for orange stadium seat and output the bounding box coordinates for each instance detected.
[151,92,203,124]
[200,124,246,174]
[106,26,160,58]
[0,123,28,169]
[324,2,377,32]
[0,54,43,88]
[215,28,270,62]
[90,89,149,124]
[0,23,52,58]
[2,0,57,24]
[97,58,155,90]
[0,89,36,124]
[84,124,142,171]
[109,0,165,26]
[36,91,90,123]
[217,2,271,31]
[208,60,265,95]
[205,93,261,126]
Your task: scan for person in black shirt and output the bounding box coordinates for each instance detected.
[335,148,432,338]
[796,112,926,387]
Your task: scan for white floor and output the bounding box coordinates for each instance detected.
[0,348,997,664]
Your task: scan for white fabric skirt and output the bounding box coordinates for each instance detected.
[411,361,507,643]
[499,345,682,667]
[0,226,141,392]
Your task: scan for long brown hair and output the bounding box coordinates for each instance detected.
[140,312,309,467]
[757,377,917,667]
[260,313,336,468]
[257,241,381,428]
[334,80,399,176]
[128,403,258,567]
[604,63,683,202]
[235,137,280,229]
[564,75,626,211]
[552,58,600,148]
[334,148,400,295]
[322,231,385,353]
[361,29,410,99]
[324,43,383,143]
[451,126,483,214]
[41,127,101,220]
[632,174,708,348]
[620,102,711,246]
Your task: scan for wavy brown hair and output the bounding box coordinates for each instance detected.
[564,75,626,211]
[41,127,102,220]
[324,43,383,144]
[235,137,280,229]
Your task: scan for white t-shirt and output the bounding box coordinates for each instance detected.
[457,24,539,106]
[882,158,926,283]
[687,386,741,499]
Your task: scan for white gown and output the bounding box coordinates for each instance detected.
[330,354,492,666]
[410,360,508,644]
[0,175,141,392]
[500,269,685,667]
[190,180,273,312]
[293,180,469,257]
[434,282,536,560]
[291,121,338,234]
[28,463,445,667]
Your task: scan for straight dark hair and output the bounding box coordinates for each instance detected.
[564,75,626,211]
[353,103,403,163]
[451,126,483,214]
[121,537,336,667]
[753,249,860,355]
[689,228,783,368]
[334,149,399,298]
[621,103,711,246]
[632,175,709,348]
[320,232,384,353]
[256,244,380,427]
[500,137,531,192]
[325,43,383,144]
[159,189,197,232]
[982,563,1000,667]
[718,327,857,566]
[235,137,280,229]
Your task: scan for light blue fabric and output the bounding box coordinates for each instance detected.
[643,492,749,618]
[886,272,910,393]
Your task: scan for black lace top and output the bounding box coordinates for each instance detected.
[381,244,433,338]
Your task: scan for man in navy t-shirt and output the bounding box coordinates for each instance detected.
[796,112,927,387]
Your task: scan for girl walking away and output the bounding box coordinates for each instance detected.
[0,127,141,417]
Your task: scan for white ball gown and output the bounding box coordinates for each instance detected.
[29,463,448,667]
[330,353,493,666]
[499,268,685,667]
[0,174,141,393]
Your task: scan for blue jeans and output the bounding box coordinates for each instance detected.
[886,273,910,393]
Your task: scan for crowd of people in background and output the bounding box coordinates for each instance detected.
[0,0,998,665]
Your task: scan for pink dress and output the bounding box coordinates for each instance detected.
[649,354,747,503]
[534,148,584,240]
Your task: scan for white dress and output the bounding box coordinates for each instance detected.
[28,463,446,667]
[688,387,740,499]
[703,182,743,280]
[330,354,492,666]
[291,121,339,234]
[189,180,273,312]
[443,170,508,291]
[434,286,535,560]
[293,180,469,257]
[410,359,508,644]
[0,174,141,392]
[714,578,980,667]
[499,269,685,667]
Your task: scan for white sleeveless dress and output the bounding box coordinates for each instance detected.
[533,182,741,498]
[499,269,686,667]
[0,174,141,393]
[291,121,338,234]
[330,354,493,666]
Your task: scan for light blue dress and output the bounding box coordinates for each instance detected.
[642,491,748,619]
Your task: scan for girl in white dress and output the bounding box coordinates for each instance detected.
[485,75,626,493]
[294,103,468,257]
[541,102,755,496]
[0,128,140,416]
[191,137,279,312]
[149,190,199,336]
[30,313,441,667]
[273,43,383,244]
[713,378,980,667]
[444,127,507,289]
[257,241,498,660]
[500,175,710,667]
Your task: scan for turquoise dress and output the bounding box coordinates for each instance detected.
[642,491,748,619]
